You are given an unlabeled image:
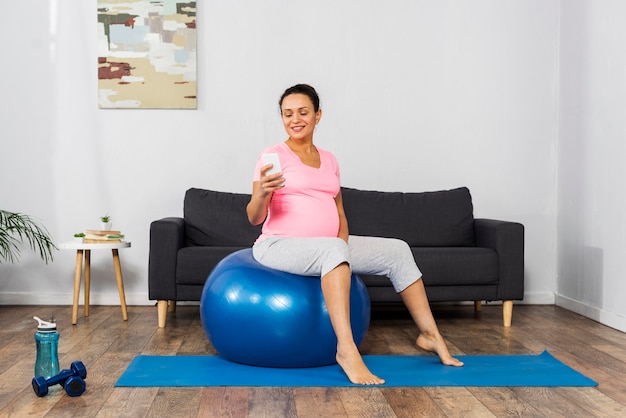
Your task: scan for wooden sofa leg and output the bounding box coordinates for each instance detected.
[168,300,176,313]
[157,300,168,328]
[503,300,513,327]
[474,301,482,312]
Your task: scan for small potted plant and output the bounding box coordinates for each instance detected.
[100,214,111,231]
[73,233,85,243]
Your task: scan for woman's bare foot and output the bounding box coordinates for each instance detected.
[336,344,385,385]
[416,332,464,367]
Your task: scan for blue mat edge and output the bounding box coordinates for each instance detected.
[115,350,598,388]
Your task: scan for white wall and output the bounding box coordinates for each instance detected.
[557,0,626,331]
[2,2,559,310]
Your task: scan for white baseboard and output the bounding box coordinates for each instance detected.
[0,292,156,306]
[516,291,555,305]
[10,291,623,332]
[555,294,626,333]
[0,291,556,307]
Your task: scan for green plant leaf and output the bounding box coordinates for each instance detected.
[0,210,58,264]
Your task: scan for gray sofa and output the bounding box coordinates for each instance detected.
[149,187,524,328]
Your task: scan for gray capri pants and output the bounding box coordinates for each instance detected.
[252,235,422,293]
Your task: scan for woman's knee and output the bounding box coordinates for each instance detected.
[381,237,412,256]
[320,238,351,277]
[327,237,350,253]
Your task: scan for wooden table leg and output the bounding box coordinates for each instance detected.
[111,249,128,321]
[84,250,91,318]
[72,250,84,325]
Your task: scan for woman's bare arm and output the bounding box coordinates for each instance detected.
[335,190,349,242]
[246,165,284,225]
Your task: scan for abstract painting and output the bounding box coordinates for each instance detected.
[97,0,197,109]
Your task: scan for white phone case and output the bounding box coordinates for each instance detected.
[261,153,282,175]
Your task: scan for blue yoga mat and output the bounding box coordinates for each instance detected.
[115,351,597,387]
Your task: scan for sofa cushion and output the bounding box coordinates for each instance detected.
[184,188,261,246]
[359,247,498,287]
[177,246,247,285]
[341,187,475,247]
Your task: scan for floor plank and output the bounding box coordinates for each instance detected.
[336,387,397,417]
[248,387,297,417]
[146,387,203,417]
[381,387,446,417]
[466,387,546,417]
[196,387,249,418]
[293,387,346,417]
[423,387,496,418]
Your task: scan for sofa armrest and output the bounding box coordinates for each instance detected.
[474,218,525,300]
[148,217,185,301]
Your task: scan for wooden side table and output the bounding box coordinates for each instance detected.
[59,241,131,324]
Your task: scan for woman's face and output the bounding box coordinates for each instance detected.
[280,93,321,141]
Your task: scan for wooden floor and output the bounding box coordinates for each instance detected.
[1,303,625,417]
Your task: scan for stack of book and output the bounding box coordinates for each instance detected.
[83,230,125,244]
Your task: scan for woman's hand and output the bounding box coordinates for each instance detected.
[258,163,285,196]
[246,164,285,225]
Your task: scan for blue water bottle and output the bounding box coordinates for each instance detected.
[34,316,60,379]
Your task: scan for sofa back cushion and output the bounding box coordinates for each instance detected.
[184,188,261,246]
[341,187,475,247]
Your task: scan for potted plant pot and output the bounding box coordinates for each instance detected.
[100,215,111,231]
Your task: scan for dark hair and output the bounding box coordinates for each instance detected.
[279,84,320,113]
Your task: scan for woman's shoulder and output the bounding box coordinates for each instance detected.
[258,142,290,156]
[317,146,338,163]
[316,147,340,174]
[259,143,281,153]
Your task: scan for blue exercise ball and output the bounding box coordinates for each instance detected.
[200,248,371,368]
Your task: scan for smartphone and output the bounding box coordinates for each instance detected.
[261,153,282,175]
